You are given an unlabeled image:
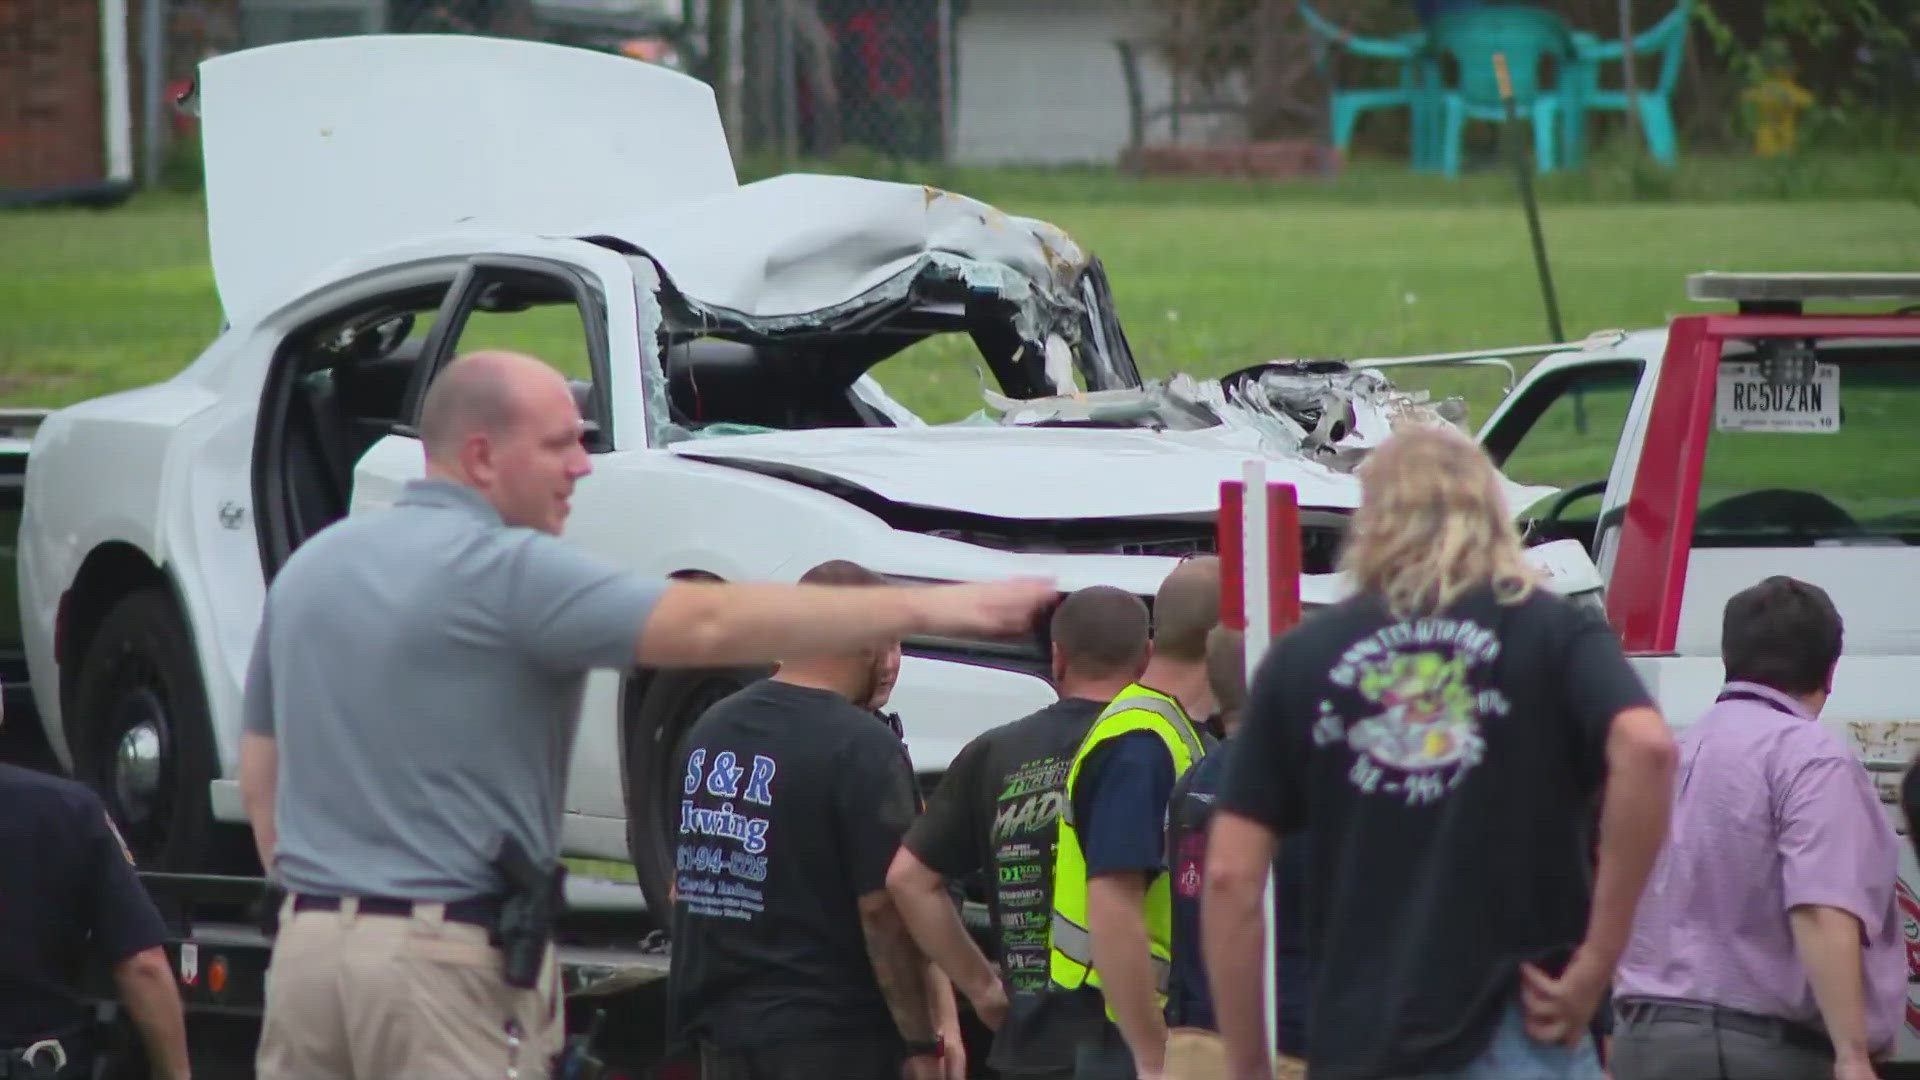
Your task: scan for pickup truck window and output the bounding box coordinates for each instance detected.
[1695,343,1920,547]
[1484,361,1645,555]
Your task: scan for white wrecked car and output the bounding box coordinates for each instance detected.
[9,33,1596,915]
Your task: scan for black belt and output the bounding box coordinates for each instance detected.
[292,893,503,928]
[1616,996,1833,1058]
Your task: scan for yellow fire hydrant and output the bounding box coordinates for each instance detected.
[1744,69,1813,157]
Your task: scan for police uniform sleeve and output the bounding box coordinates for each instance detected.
[506,533,667,672]
[81,799,169,964]
[836,726,922,896]
[903,734,988,879]
[1218,640,1307,836]
[1076,732,1175,878]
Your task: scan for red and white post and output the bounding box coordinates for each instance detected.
[1217,460,1302,1057]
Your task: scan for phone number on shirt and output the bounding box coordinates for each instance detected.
[677,844,769,882]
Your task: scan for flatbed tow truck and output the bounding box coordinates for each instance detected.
[10,270,1920,1074]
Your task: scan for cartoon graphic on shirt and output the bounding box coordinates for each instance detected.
[1896,878,1920,1035]
[1314,617,1507,806]
[1348,652,1484,772]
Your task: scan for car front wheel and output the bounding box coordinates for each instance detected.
[69,589,218,871]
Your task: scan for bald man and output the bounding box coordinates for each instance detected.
[238,351,1055,1080]
[1048,558,1221,1080]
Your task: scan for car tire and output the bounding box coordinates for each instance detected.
[69,589,218,872]
[624,664,771,922]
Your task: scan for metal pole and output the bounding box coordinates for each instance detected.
[140,0,164,189]
[1239,463,1280,1061]
[1495,52,1565,344]
[936,0,953,163]
[1619,0,1640,153]
[777,1,797,162]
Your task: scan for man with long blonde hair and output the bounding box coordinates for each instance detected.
[1200,422,1679,1080]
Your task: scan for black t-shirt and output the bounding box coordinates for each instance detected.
[904,697,1101,995]
[667,680,922,1053]
[1219,587,1652,1079]
[0,764,169,1043]
[904,697,1106,1075]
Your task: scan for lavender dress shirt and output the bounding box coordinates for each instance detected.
[1614,681,1905,1054]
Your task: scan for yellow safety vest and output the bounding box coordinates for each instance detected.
[1047,684,1206,1013]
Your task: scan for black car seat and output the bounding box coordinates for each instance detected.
[665,339,766,427]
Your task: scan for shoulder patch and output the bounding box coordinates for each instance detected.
[103,812,137,866]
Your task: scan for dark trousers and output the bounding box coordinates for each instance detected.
[699,1037,903,1080]
[1609,998,1835,1080]
[1071,1019,1137,1080]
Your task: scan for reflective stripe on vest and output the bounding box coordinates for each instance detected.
[1051,910,1172,994]
[1047,685,1204,1009]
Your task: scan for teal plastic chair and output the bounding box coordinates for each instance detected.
[1428,5,1577,178]
[1296,0,1437,169]
[1565,0,1693,167]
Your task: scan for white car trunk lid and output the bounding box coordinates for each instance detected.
[196,34,736,322]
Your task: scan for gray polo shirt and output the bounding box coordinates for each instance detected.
[243,479,663,899]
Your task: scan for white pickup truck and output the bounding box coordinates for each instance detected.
[1406,271,1920,1060]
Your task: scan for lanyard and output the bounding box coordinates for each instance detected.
[1714,688,1802,719]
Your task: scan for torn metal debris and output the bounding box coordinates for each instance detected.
[979,359,1473,471]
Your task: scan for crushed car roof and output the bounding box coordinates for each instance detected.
[586,173,1087,339]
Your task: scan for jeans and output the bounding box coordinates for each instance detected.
[1403,998,1605,1080]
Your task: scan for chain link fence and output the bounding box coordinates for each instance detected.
[723,0,954,163]
[2,0,962,205]
[208,0,958,164]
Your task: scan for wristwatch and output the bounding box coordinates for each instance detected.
[902,1034,945,1060]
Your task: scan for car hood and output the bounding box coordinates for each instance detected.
[671,426,1556,521]
[196,34,736,323]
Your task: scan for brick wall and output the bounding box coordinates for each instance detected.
[0,0,109,193]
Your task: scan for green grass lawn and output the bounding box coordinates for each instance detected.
[4,187,1919,434]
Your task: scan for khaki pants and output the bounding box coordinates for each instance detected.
[256,895,563,1080]
[1164,1029,1307,1080]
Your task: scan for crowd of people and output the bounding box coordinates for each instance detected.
[4,347,1913,1080]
